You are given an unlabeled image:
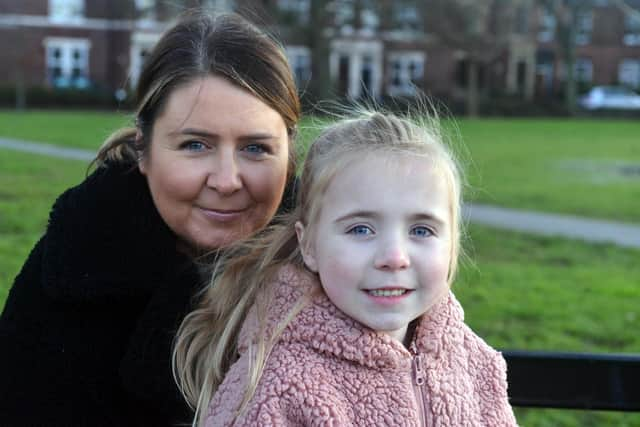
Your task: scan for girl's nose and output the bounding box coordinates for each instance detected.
[374,240,410,270]
[207,152,242,195]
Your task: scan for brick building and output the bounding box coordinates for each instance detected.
[0,0,639,107]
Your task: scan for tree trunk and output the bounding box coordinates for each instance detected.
[309,0,332,103]
[467,60,480,117]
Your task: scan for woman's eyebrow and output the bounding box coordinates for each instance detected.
[169,128,218,138]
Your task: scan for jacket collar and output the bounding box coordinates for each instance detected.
[249,265,465,370]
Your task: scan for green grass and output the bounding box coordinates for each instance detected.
[456,119,640,223]
[0,149,86,306]
[1,111,639,222]
[456,225,640,427]
[0,109,131,150]
[1,110,639,426]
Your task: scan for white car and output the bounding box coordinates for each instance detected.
[580,86,640,110]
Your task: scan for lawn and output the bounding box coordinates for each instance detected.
[1,110,639,221]
[0,149,86,306]
[456,225,640,427]
[1,110,639,426]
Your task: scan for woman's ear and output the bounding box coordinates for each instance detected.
[295,221,318,272]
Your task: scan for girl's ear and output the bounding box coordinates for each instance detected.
[295,221,318,272]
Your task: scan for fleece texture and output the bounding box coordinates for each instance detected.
[207,266,517,426]
[0,163,202,426]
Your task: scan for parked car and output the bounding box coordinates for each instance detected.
[579,86,640,111]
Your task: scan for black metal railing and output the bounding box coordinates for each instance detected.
[503,350,640,411]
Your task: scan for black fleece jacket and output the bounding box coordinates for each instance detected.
[0,163,205,426]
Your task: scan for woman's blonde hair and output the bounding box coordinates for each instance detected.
[173,107,466,425]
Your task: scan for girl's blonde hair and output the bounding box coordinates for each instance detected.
[172,107,465,426]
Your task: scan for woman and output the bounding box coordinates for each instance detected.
[0,11,300,427]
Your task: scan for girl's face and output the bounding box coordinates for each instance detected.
[140,76,290,251]
[296,154,452,344]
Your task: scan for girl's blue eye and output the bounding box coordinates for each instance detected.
[411,225,433,238]
[348,225,373,236]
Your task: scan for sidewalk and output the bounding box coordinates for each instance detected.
[2,136,640,250]
[465,204,640,249]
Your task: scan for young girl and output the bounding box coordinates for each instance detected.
[174,110,517,426]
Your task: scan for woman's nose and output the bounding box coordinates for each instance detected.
[374,239,410,270]
[207,152,242,195]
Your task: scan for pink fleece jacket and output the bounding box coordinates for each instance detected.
[206,266,517,426]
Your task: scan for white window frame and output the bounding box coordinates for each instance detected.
[135,0,156,23]
[623,14,640,46]
[129,32,160,89]
[575,10,593,45]
[537,8,556,43]
[285,46,312,88]
[392,3,420,32]
[277,0,310,24]
[574,58,593,83]
[619,59,640,88]
[386,51,425,97]
[44,37,91,89]
[49,0,84,23]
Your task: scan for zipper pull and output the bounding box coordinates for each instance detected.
[413,354,426,386]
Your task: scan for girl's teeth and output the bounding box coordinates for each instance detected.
[368,289,407,297]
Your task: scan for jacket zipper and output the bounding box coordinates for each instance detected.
[411,352,431,427]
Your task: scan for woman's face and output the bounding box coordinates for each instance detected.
[139,76,290,251]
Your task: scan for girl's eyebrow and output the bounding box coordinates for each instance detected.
[410,212,446,227]
[334,210,446,226]
[333,210,378,223]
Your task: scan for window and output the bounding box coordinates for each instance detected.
[515,5,530,34]
[277,0,310,24]
[387,52,424,96]
[49,0,84,22]
[392,3,421,32]
[130,32,160,89]
[286,46,311,87]
[619,59,640,88]
[45,38,90,89]
[360,8,379,35]
[537,7,556,42]
[135,0,156,22]
[575,10,593,45]
[574,58,593,83]
[623,14,640,46]
[334,0,355,34]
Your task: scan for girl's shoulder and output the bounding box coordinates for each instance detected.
[237,264,318,352]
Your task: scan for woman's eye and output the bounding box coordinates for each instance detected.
[410,225,434,238]
[348,225,373,236]
[181,140,206,151]
[244,143,269,154]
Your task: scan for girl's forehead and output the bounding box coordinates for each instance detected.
[337,151,442,180]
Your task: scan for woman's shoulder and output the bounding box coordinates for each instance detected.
[40,162,181,302]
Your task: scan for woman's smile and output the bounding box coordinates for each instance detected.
[198,206,249,222]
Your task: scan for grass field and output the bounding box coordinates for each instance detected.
[1,110,639,222]
[1,110,639,426]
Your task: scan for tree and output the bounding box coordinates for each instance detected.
[427,0,521,116]
[308,0,333,102]
[537,0,596,115]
